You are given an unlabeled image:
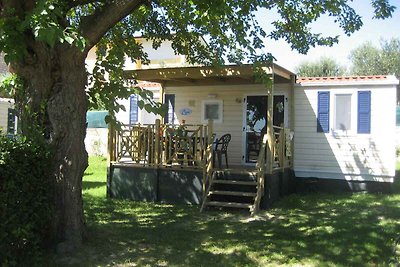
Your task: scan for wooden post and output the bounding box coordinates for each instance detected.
[289,75,295,168]
[280,124,285,170]
[207,119,214,147]
[203,119,214,194]
[147,125,153,164]
[106,122,115,198]
[159,83,165,122]
[208,118,214,170]
[155,119,161,165]
[107,123,115,163]
[266,83,274,174]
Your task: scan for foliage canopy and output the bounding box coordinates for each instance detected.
[296,57,346,77]
[349,38,400,77]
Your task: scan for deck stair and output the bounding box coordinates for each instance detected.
[200,169,260,213]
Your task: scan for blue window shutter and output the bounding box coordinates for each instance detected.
[164,94,175,124]
[358,91,371,134]
[317,91,330,133]
[129,95,138,124]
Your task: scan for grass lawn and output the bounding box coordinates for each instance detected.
[52,156,400,266]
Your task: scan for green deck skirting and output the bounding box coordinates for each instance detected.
[109,164,203,204]
[108,163,296,208]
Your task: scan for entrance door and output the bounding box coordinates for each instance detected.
[244,95,285,163]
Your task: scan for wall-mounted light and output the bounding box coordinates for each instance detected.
[207,93,217,98]
[235,97,242,103]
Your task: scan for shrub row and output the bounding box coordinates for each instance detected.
[0,135,52,266]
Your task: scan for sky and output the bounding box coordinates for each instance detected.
[257,0,400,73]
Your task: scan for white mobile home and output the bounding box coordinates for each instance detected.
[294,76,398,184]
[127,66,398,188]
[0,98,16,135]
[107,66,398,212]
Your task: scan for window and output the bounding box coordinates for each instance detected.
[317,90,371,134]
[334,94,352,132]
[164,94,175,124]
[202,100,223,123]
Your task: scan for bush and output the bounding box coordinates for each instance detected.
[0,135,52,266]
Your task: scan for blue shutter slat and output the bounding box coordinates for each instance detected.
[317,91,330,133]
[358,91,371,134]
[130,95,138,124]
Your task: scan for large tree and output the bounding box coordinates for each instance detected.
[296,56,346,77]
[0,0,395,250]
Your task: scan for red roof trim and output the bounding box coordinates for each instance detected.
[137,82,162,88]
[297,75,389,83]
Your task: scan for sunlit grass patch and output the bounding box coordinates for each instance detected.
[48,156,400,266]
[82,156,107,198]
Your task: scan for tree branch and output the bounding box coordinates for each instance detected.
[66,0,103,10]
[79,0,147,51]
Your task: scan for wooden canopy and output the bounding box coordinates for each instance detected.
[124,63,295,87]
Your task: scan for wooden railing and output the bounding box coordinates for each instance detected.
[109,119,213,168]
[200,120,214,212]
[252,126,293,215]
[251,133,268,215]
[272,125,293,170]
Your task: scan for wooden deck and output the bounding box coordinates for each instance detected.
[108,119,293,214]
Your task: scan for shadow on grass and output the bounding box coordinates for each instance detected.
[82,181,106,191]
[52,192,400,267]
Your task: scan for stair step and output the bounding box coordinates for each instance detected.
[215,170,257,176]
[213,180,257,186]
[209,190,257,197]
[214,170,257,182]
[205,201,253,209]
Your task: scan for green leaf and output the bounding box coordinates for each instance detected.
[37,27,58,47]
[64,36,74,44]
[104,115,111,124]
[144,104,152,113]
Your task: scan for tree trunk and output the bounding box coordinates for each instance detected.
[11,44,88,250]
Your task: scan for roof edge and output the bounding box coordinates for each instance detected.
[296,75,399,86]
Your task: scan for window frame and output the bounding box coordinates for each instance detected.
[331,90,358,135]
[201,99,223,124]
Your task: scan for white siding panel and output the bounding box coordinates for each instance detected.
[0,99,14,133]
[293,83,397,181]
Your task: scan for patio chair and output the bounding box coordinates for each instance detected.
[213,133,231,169]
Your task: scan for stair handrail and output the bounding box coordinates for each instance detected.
[200,141,214,212]
[200,119,214,212]
[252,133,268,215]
